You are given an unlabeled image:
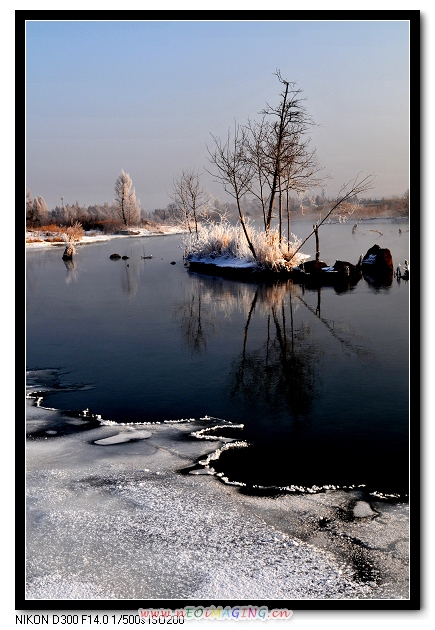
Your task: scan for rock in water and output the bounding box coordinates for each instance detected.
[360,244,393,273]
[62,244,75,260]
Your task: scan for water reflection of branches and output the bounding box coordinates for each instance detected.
[121,259,140,297]
[176,276,304,356]
[295,290,372,359]
[175,291,218,355]
[231,290,317,419]
[187,273,302,319]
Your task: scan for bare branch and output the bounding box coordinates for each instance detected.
[205,123,257,259]
[286,173,376,264]
[170,170,212,237]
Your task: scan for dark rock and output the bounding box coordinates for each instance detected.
[359,245,394,287]
[359,245,393,273]
[301,260,328,273]
[122,255,129,260]
[291,257,362,292]
[62,244,75,260]
[333,260,360,276]
[170,261,176,265]
[109,254,121,259]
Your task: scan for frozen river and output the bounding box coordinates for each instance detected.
[26,374,409,602]
[24,219,411,604]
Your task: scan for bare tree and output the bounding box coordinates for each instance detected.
[113,170,140,226]
[244,117,271,231]
[399,189,409,217]
[245,71,326,239]
[170,170,208,238]
[26,188,33,218]
[207,71,326,255]
[206,123,257,259]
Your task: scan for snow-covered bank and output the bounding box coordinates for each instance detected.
[25,372,410,603]
[25,225,186,250]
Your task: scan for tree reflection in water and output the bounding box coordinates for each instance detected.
[63,258,79,284]
[231,282,318,420]
[173,277,220,355]
[175,275,368,419]
[173,274,404,494]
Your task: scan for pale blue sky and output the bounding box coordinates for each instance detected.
[25,18,411,212]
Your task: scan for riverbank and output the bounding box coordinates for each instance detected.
[24,370,410,604]
[25,225,186,250]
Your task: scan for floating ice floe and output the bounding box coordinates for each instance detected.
[353,501,376,518]
[188,468,216,476]
[94,429,152,445]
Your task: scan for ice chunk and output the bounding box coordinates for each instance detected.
[353,500,375,518]
[94,429,152,445]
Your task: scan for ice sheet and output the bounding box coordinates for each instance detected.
[25,372,409,601]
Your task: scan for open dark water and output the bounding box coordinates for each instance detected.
[26,220,410,500]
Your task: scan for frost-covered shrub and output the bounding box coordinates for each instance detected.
[184,218,309,271]
[65,222,84,243]
[184,219,252,261]
[61,222,84,258]
[250,229,309,270]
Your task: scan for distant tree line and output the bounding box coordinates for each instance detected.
[26,160,409,234]
[26,170,146,232]
[144,189,410,226]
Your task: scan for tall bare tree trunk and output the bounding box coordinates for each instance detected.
[236,198,257,260]
[314,224,320,261]
[266,80,289,231]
